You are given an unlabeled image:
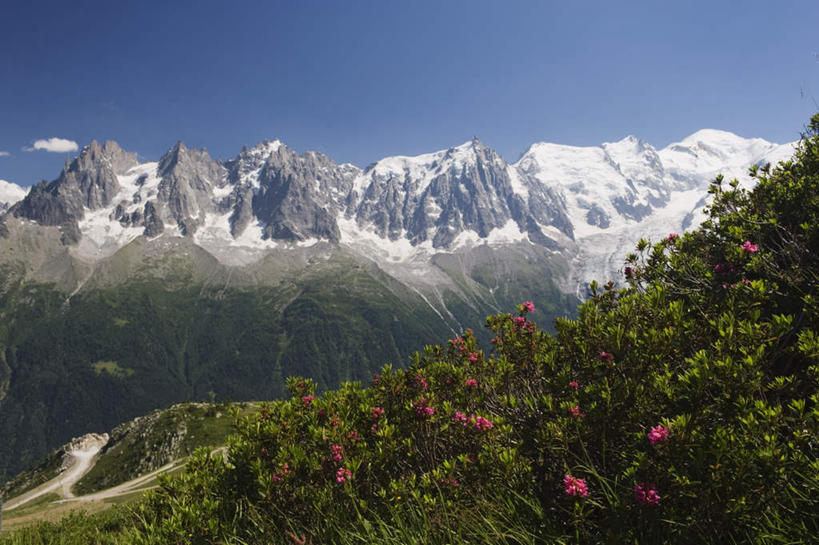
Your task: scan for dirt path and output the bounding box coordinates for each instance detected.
[58,459,184,504]
[3,445,102,511]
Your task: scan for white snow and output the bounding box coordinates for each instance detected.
[75,162,162,256]
[338,214,433,262]
[658,129,780,186]
[516,142,631,238]
[451,220,529,249]
[516,129,798,290]
[60,129,803,297]
[505,165,528,197]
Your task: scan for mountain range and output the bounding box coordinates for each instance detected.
[0,129,795,289]
[0,128,796,480]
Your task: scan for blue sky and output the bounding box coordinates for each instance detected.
[1,0,817,187]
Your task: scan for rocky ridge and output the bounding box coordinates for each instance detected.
[2,130,796,287]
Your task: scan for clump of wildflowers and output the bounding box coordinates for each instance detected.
[569,405,585,418]
[372,406,384,419]
[634,483,660,505]
[301,394,314,407]
[465,378,478,387]
[569,381,579,389]
[647,424,670,446]
[452,411,468,425]
[335,468,351,483]
[272,464,290,482]
[665,233,678,242]
[330,445,343,462]
[473,415,493,430]
[600,351,614,363]
[741,240,759,253]
[563,475,588,497]
[413,398,435,418]
[521,301,535,313]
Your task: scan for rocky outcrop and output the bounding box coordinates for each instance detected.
[350,138,572,248]
[251,146,355,242]
[154,142,227,235]
[12,141,137,226]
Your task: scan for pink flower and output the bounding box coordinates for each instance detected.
[272,463,290,482]
[634,483,661,505]
[665,233,678,242]
[473,415,494,430]
[600,351,614,363]
[569,405,585,418]
[414,398,435,418]
[469,352,478,362]
[465,378,478,387]
[453,411,469,425]
[513,316,526,327]
[647,424,670,446]
[301,394,314,407]
[741,240,759,253]
[415,374,428,391]
[563,474,588,497]
[569,381,579,389]
[522,301,535,313]
[330,445,344,462]
[372,406,385,419]
[336,467,351,483]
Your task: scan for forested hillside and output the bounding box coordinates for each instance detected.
[3,115,819,544]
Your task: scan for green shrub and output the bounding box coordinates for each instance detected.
[6,115,819,544]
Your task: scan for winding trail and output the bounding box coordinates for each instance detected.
[3,444,102,511]
[3,446,227,514]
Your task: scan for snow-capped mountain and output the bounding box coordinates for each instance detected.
[0,128,799,482]
[3,129,797,292]
[517,130,794,292]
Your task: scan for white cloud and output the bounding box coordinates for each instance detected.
[0,151,9,157]
[0,179,26,204]
[24,137,79,153]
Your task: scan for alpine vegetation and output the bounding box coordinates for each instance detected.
[4,115,817,544]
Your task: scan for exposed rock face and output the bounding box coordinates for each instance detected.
[252,147,356,242]
[63,433,109,460]
[349,138,572,248]
[12,141,137,226]
[2,131,793,287]
[154,142,227,235]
